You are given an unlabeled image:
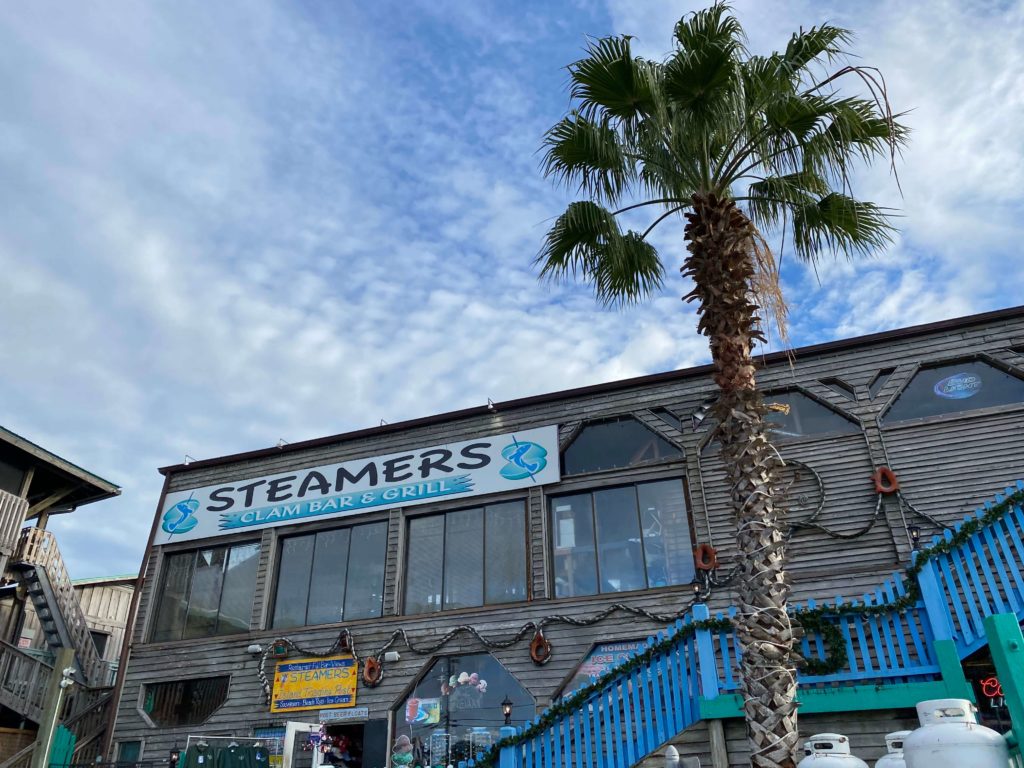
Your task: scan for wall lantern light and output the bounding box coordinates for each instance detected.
[501,695,514,725]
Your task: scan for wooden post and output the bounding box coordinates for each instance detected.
[693,604,721,700]
[31,647,75,768]
[708,718,730,768]
[498,726,517,768]
[984,613,1024,735]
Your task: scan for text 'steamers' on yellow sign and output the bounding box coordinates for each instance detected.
[270,655,357,713]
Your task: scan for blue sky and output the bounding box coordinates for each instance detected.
[1,0,1022,578]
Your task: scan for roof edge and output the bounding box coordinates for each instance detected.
[0,427,121,498]
[160,303,1024,477]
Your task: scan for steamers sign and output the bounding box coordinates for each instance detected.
[157,425,560,543]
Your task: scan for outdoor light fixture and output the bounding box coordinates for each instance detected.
[691,581,702,597]
[487,398,497,412]
[501,695,513,725]
[169,747,181,768]
[908,525,921,549]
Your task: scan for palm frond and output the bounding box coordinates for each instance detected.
[537,201,665,306]
[541,115,633,202]
[569,36,655,123]
[592,231,666,306]
[791,193,896,261]
[784,25,852,71]
[674,2,746,56]
[743,171,827,230]
[663,36,740,116]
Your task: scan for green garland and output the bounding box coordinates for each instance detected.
[477,486,1024,761]
[475,616,732,768]
[793,486,1024,674]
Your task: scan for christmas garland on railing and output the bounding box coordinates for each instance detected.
[475,614,733,768]
[794,486,1024,675]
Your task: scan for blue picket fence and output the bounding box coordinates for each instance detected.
[471,483,1024,768]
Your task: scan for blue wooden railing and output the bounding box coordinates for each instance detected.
[465,483,1024,768]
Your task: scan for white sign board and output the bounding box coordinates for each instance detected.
[157,425,560,544]
[319,707,369,723]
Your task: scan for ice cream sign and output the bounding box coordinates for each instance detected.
[157,425,560,543]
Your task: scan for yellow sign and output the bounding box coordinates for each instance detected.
[270,654,357,713]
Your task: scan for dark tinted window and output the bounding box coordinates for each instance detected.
[395,654,532,766]
[404,502,527,615]
[151,542,259,642]
[272,521,387,628]
[90,631,109,659]
[143,676,229,726]
[550,479,693,598]
[764,391,859,438]
[883,361,1024,423]
[564,417,681,475]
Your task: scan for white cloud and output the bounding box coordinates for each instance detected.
[3,0,1021,577]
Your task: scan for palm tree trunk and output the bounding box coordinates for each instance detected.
[683,194,799,768]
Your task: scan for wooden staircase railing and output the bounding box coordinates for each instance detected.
[0,742,35,768]
[0,489,28,576]
[13,528,103,686]
[0,639,51,724]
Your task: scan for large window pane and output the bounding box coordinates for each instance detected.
[143,676,230,727]
[485,502,527,604]
[883,360,1024,423]
[183,548,226,639]
[345,523,388,620]
[551,494,597,598]
[217,542,260,635]
[307,529,350,625]
[549,480,694,597]
[639,480,693,587]
[152,552,195,642]
[594,487,645,593]
[395,654,533,766]
[765,391,858,438]
[444,509,484,610]
[273,535,315,629]
[564,417,681,475]
[405,516,445,614]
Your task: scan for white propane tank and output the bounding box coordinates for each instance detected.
[903,698,1008,768]
[796,733,868,768]
[874,730,911,768]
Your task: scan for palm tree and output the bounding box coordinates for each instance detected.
[537,5,905,767]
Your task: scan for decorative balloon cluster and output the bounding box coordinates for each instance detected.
[441,671,487,695]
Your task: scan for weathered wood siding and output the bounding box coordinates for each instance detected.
[18,581,133,662]
[111,311,1024,761]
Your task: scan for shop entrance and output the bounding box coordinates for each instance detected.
[318,720,389,768]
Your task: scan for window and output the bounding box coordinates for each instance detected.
[404,502,527,615]
[764,391,858,438]
[272,521,387,629]
[151,542,259,642]
[883,360,1024,423]
[701,391,857,453]
[142,676,229,727]
[395,653,533,766]
[90,631,109,659]
[550,479,693,598]
[564,417,681,475]
[116,742,142,763]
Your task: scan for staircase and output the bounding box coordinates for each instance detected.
[480,481,1024,768]
[9,528,103,687]
[0,640,51,723]
[0,491,28,579]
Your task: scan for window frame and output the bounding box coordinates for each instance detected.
[269,518,389,629]
[879,355,1024,428]
[148,539,260,644]
[546,469,697,601]
[136,675,231,729]
[402,498,530,616]
[561,416,684,477]
[696,386,861,454]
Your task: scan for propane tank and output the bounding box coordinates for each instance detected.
[903,698,1008,768]
[796,733,868,768]
[874,730,910,768]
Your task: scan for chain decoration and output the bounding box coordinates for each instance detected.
[256,599,708,701]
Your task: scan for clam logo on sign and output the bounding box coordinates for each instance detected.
[157,425,560,543]
[499,440,547,481]
[934,372,982,400]
[161,498,199,535]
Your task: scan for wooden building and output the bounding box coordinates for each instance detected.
[0,428,121,766]
[109,306,1024,767]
